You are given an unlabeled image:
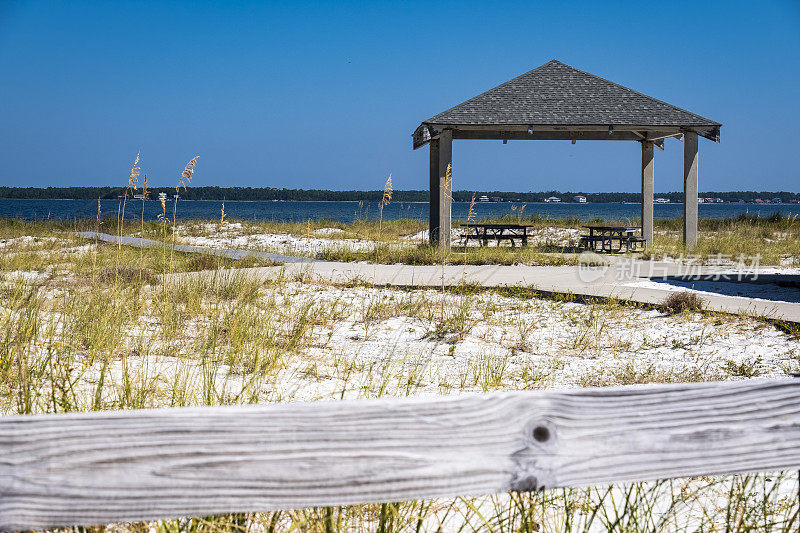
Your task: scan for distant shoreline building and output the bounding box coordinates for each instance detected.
[544,196,561,203]
[573,195,587,203]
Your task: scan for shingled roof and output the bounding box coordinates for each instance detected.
[413,60,721,148]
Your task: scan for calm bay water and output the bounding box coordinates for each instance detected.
[1,199,798,224]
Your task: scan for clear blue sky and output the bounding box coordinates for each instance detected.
[1,1,798,193]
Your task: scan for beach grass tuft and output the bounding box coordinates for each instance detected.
[660,291,705,315]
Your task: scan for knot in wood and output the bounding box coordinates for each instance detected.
[510,474,541,492]
[532,426,550,442]
[525,419,555,447]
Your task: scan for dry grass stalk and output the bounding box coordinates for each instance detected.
[467,193,477,224]
[171,156,199,273]
[119,152,141,227]
[440,163,453,311]
[127,153,141,191]
[94,197,101,275]
[117,152,141,284]
[138,174,150,282]
[464,193,477,266]
[442,163,452,202]
[381,174,393,207]
[220,202,226,229]
[177,156,198,192]
[378,174,393,237]
[158,195,167,224]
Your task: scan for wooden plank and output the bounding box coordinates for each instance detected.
[2,379,800,531]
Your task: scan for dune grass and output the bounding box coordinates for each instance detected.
[1,197,799,530]
[646,213,800,265]
[1,224,799,530]
[31,208,796,268]
[0,228,277,283]
[319,243,585,266]
[133,211,800,266]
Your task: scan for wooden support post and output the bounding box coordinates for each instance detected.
[641,141,654,246]
[438,129,453,249]
[428,139,440,245]
[683,132,699,247]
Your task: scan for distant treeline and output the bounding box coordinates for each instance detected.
[0,186,798,203]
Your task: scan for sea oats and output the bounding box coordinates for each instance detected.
[128,152,140,191]
[377,173,393,243]
[381,174,392,207]
[177,156,199,192]
[467,193,477,224]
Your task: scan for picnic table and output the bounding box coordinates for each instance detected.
[580,225,646,253]
[461,223,535,247]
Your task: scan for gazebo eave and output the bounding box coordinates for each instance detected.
[412,123,720,150]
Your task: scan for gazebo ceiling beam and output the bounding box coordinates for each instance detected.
[648,132,683,142]
[439,124,683,133]
[450,130,675,142]
[414,124,718,149]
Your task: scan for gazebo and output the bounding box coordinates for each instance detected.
[412,60,721,248]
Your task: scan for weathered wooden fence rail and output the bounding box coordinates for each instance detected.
[2,379,800,531]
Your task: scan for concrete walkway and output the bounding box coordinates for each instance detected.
[245,261,800,323]
[79,232,800,323]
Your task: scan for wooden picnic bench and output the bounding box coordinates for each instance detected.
[580,225,646,253]
[461,223,535,247]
